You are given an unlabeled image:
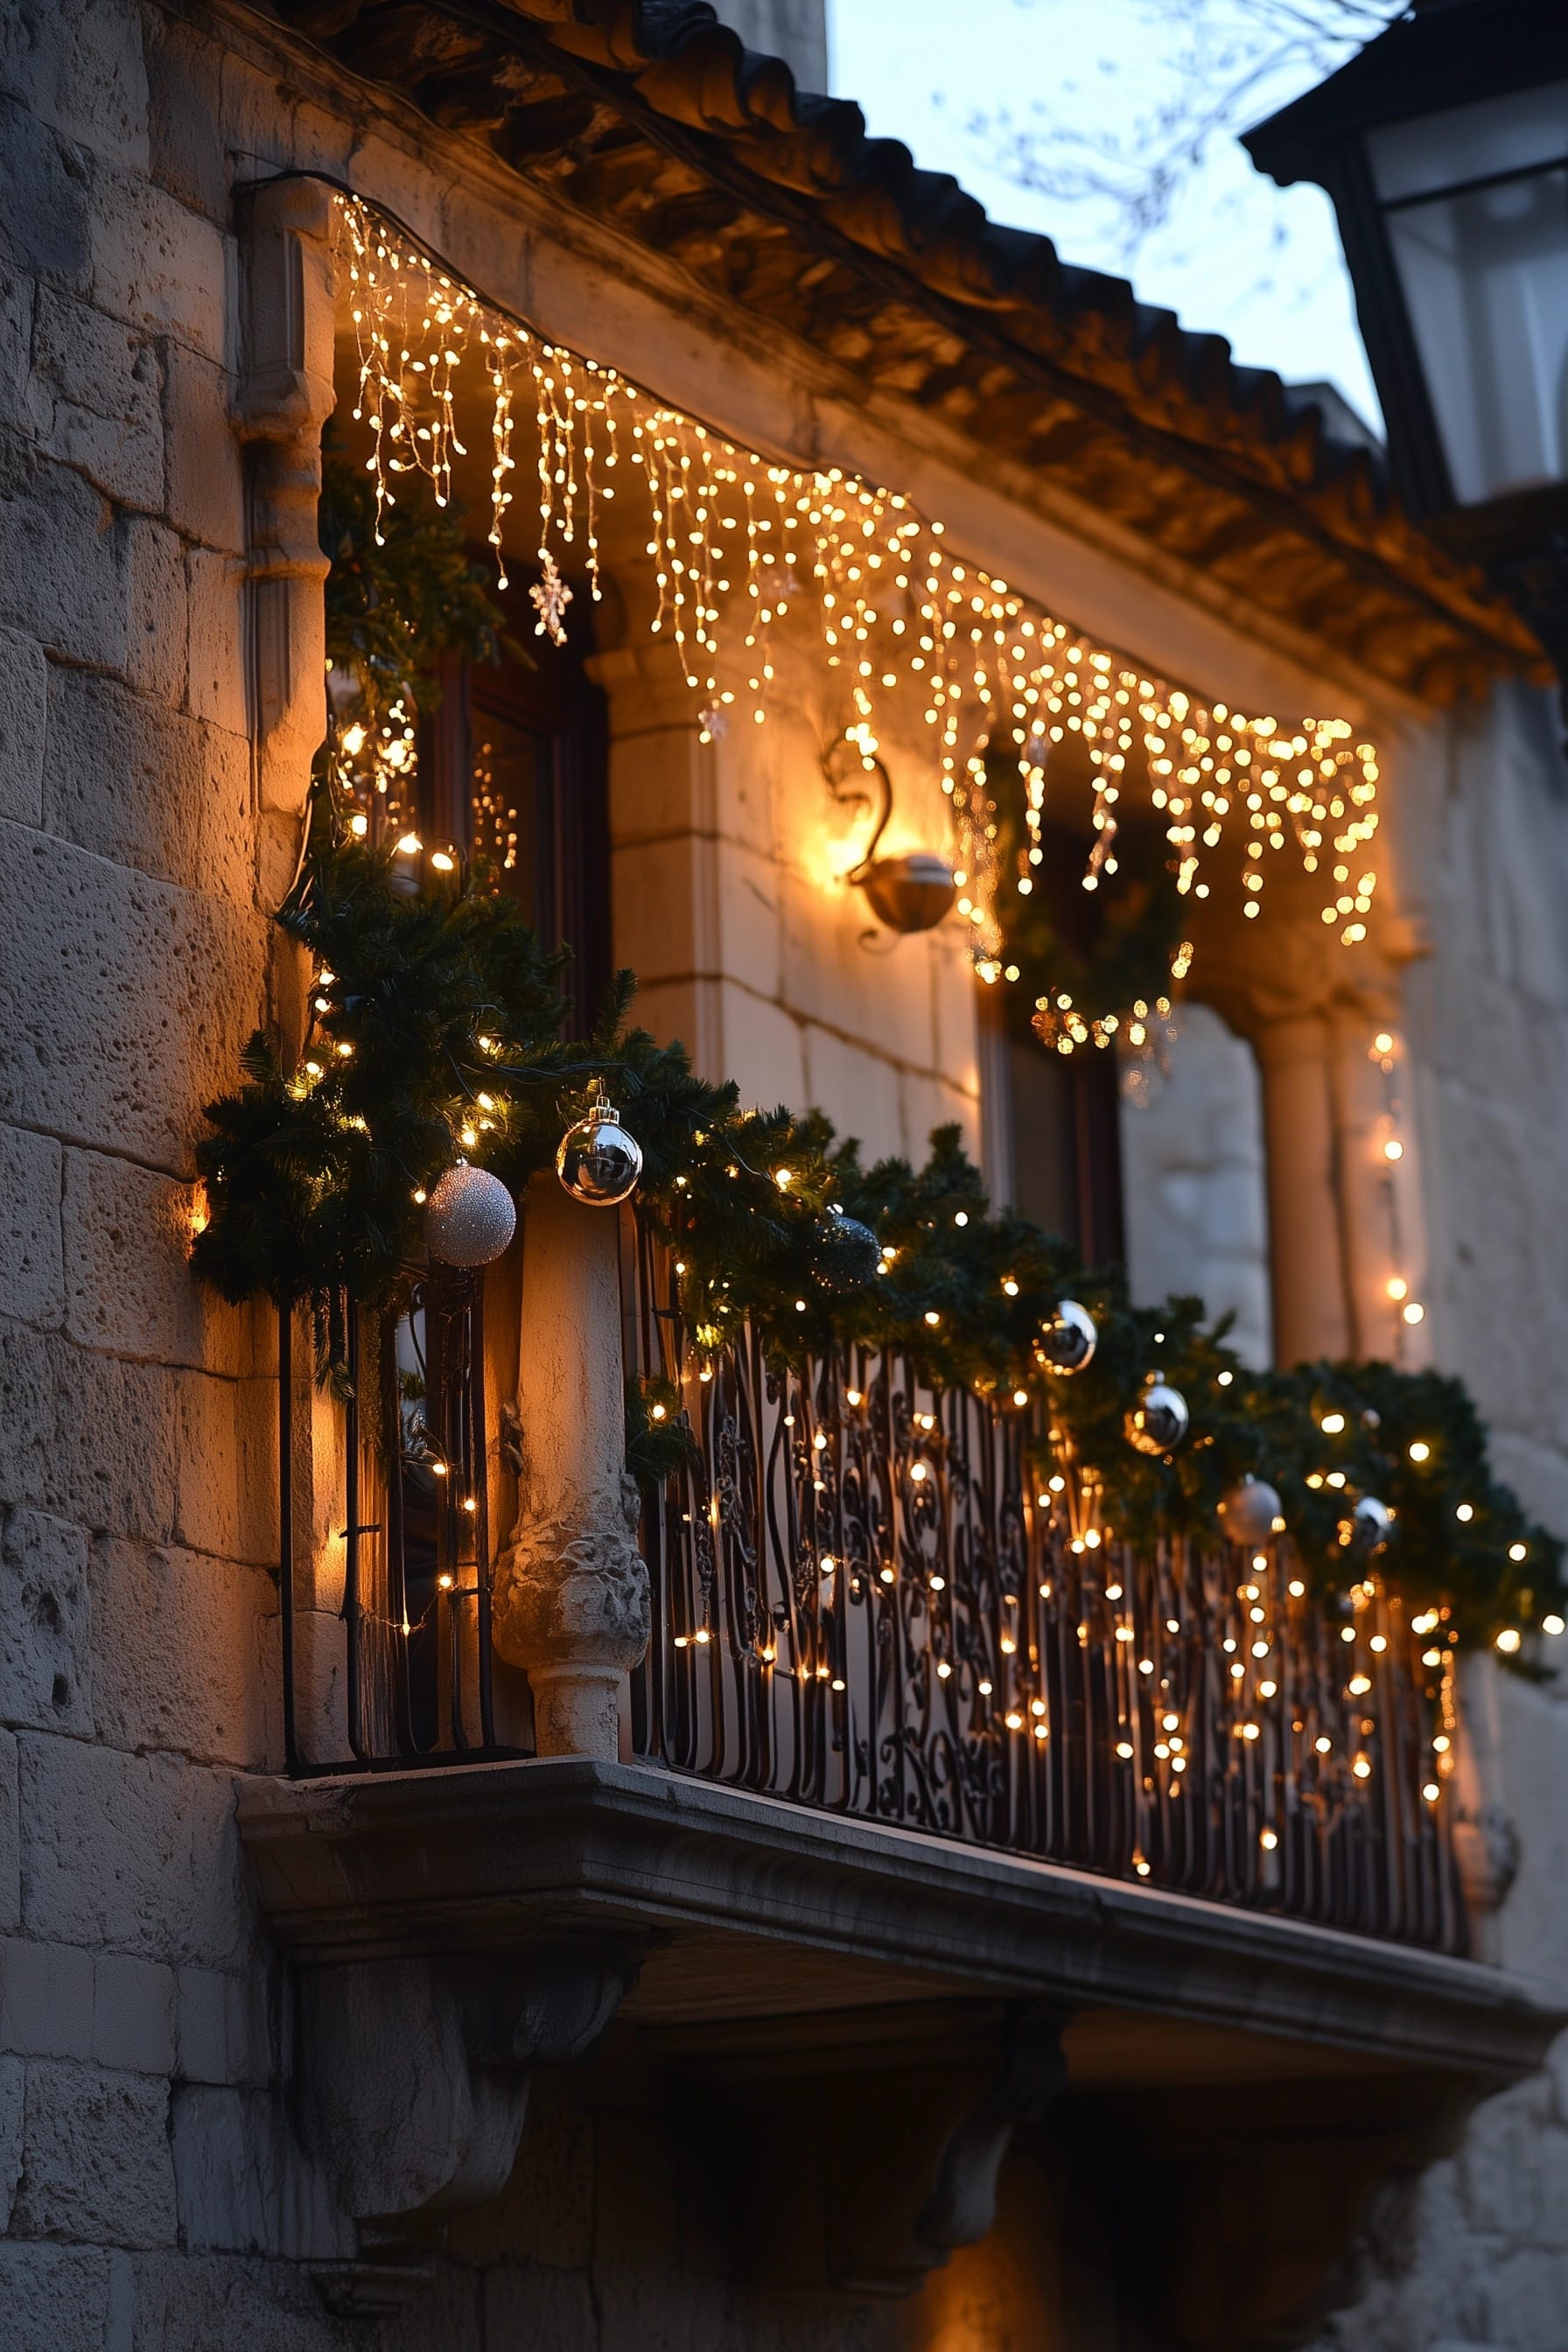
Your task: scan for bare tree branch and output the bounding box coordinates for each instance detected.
[968,0,1403,259]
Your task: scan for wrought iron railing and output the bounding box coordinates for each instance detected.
[274,1236,1464,1951]
[626,1235,1465,1953]
[276,1266,501,1774]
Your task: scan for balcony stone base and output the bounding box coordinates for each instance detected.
[239,1758,1564,2342]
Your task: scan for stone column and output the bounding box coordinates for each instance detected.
[1253,1012,1354,1367]
[492,1175,650,1758]
[584,640,725,1077]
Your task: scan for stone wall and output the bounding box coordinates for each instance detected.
[1301,690,1568,2352]
[3,4,1568,2349]
[0,1,286,2339]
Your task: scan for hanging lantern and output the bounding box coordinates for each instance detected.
[1218,1476,1284,1549]
[556,1093,644,1207]
[1035,1298,1097,1375]
[424,1161,516,1267]
[1126,1381,1190,1457]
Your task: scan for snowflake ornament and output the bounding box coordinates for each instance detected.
[529,552,573,645]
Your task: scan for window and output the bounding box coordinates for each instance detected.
[417,583,610,1032]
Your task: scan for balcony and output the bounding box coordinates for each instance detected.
[238,1190,1558,2333]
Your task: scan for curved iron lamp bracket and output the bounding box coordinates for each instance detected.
[821,734,893,883]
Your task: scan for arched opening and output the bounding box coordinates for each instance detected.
[1118,1003,1273,1368]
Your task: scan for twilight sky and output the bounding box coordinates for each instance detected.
[825,0,1383,430]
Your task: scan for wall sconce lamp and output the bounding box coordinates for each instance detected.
[821,737,956,936]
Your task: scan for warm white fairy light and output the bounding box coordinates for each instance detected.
[332,194,1383,1013]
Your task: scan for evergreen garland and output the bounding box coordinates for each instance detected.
[982,748,1190,1046]
[192,806,1564,1653]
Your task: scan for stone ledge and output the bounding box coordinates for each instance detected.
[237,1757,1564,2084]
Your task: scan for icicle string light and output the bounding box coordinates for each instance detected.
[336,194,1382,994]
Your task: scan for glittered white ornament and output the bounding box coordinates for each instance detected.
[1035,1298,1097,1375]
[1218,1475,1284,1548]
[424,1161,516,1267]
[556,1096,643,1207]
[1125,1381,1190,1456]
[1351,1494,1393,1553]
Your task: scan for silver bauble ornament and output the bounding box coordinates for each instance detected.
[1352,1494,1392,1553]
[556,1095,643,1207]
[1218,1475,1283,1548]
[1035,1297,1097,1375]
[424,1161,516,1268]
[1125,1381,1190,1456]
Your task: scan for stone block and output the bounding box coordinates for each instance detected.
[15,2057,177,2246]
[128,2249,358,2350]
[0,257,39,440]
[122,514,187,704]
[0,438,132,670]
[612,832,719,993]
[163,341,242,551]
[42,664,254,904]
[144,12,226,220]
[606,714,717,849]
[20,1735,249,1969]
[0,1934,94,2058]
[0,2048,20,2223]
[1460,2083,1542,2237]
[480,2266,600,2352]
[928,922,983,1100]
[450,2096,595,2269]
[94,1950,176,2076]
[900,1067,980,1168]
[800,1023,902,1165]
[0,1124,64,1327]
[184,540,247,734]
[63,1148,219,1368]
[174,1363,279,1568]
[0,2242,115,2352]
[91,1536,272,1768]
[380,2266,483,2352]
[174,1965,229,2085]
[712,978,805,1116]
[779,862,935,1078]
[0,622,46,825]
[0,1317,181,1544]
[32,284,164,512]
[593,2262,733,2352]
[0,1507,91,1733]
[0,1729,17,1933]
[0,95,91,291]
[88,158,228,367]
[0,820,268,1167]
[0,0,150,172]
[171,2082,347,2259]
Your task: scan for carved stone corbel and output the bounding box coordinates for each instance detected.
[235,175,339,816]
[298,1934,641,2314]
[667,1998,1069,2300]
[832,2001,1070,2296]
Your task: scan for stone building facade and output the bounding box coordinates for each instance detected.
[0,3,1566,2348]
